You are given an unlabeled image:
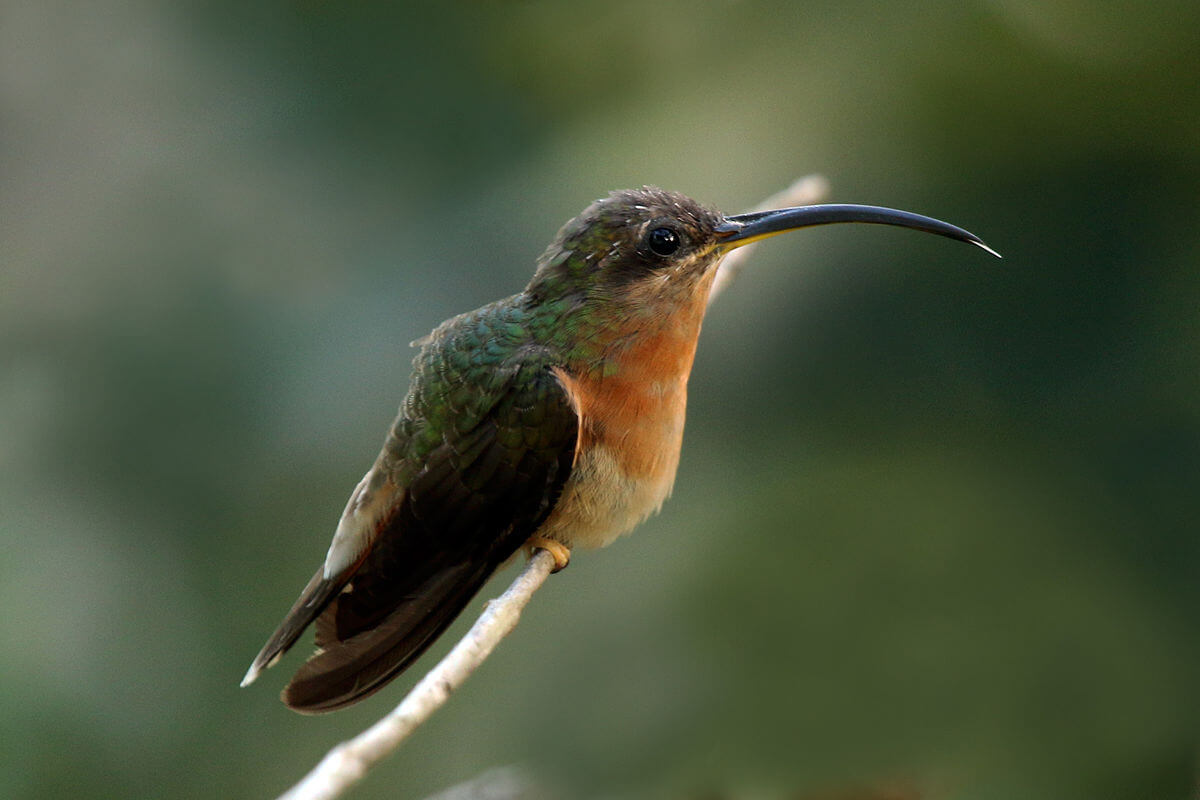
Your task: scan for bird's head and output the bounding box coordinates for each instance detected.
[526,187,725,308]
[526,186,996,320]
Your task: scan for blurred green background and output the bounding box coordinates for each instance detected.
[2,1,1197,798]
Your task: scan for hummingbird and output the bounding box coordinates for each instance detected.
[241,187,996,713]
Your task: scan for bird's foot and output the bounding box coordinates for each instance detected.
[526,537,571,573]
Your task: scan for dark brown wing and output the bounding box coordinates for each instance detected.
[273,360,577,713]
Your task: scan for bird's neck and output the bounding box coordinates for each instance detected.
[542,270,718,382]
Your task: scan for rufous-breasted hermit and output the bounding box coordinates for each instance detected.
[242,187,997,713]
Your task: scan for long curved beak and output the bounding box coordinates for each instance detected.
[715,204,1000,258]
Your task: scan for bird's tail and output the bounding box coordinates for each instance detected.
[240,569,346,689]
[280,558,499,713]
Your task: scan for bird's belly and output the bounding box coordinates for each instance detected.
[538,442,679,549]
[536,385,687,549]
[537,292,710,550]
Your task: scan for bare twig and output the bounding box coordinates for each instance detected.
[421,766,537,800]
[275,175,830,800]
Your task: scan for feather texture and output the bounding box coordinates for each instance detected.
[243,189,736,711]
[244,303,579,711]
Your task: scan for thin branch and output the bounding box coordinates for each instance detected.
[275,175,830,800]
[421,766,536,800]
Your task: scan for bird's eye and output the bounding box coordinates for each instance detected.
[646,226,681,257]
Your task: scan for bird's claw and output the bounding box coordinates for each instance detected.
[527,537,571,573]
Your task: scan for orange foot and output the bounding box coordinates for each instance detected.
[526,536,571,573]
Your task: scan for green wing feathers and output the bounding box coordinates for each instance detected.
[244,302,579,712]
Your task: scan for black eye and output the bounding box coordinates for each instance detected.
[646,226,681,257]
